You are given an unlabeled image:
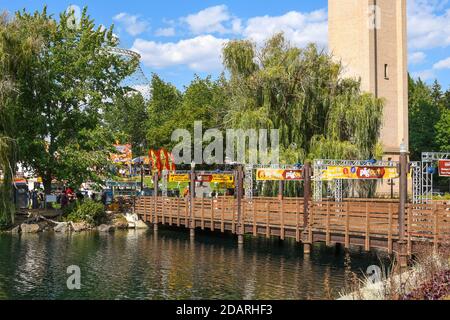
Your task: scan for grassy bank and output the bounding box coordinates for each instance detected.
[339,244,450,300]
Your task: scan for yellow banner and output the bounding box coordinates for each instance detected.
[322,166,399,180]
[211,174,234,183]
[168,174,190,183]
[256,169,303,181]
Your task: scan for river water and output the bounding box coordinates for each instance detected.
[0,228,385,300]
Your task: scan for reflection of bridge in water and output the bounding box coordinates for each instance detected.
[135,196,450,263]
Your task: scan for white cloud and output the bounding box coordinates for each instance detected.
[183,5,233,35]
[411,69,435,81]
[243,10,328,48]
[113,12,149,36]
[407,0,450,49]
[131,35,228,72]
[409,51,426,64]
[433,57,450,69]
[155,27,175,37]
[130,8,328,74]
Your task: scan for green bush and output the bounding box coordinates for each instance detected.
[65,200,106,226]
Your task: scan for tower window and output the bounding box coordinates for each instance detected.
[384,64,389,79]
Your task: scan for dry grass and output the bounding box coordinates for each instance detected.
[339,244,450,300]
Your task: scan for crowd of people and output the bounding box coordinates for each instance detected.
[28,187,109,210]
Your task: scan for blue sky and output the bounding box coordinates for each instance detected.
[2,0,450,90]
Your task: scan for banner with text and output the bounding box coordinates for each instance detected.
[256,169,303,181]
[321,166,399,180]
[438,160,450,177]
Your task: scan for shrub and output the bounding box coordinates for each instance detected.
[65,200,106,226]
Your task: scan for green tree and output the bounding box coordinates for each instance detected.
[0,11,40,228]
[177,75,227,131]
[146,74,182,150]
[10,7,136,193]
[105,93,149,156]
[222,33,384,162]
[435,109,450,152]
[408,76,441,160]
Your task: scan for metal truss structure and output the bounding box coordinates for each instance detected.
[244,165,254,199]
[421,152,450,204]
[161,169,168,197]
[244,164,304,199]
[313,159,399,202]
[410,161,421,204]
[107,47,150,100]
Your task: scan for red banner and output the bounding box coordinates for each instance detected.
[438,160,450,177]
[149,149,161,173]
[159,148,170,171]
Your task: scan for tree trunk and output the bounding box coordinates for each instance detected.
[43,172,52,195]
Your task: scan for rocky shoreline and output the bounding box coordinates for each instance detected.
[3,212,149,234]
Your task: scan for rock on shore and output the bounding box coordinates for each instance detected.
[20,223,41,233]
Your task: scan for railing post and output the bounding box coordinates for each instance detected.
[398,144,409,268]
[237,165,244,245]
[303,162,312,229]
[278,180,284,200]
[153,172,159,231]
[189,167,196,239]
[302,162,312,254]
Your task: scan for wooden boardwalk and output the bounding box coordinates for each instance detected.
[135,196,450,255]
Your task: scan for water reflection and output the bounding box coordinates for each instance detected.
[0,229,384,300]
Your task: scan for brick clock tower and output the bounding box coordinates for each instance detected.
[328,0,409,157]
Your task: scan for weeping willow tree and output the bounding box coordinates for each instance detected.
[223,34,384,197]
[0,13,18,228]
[0,11,41,229]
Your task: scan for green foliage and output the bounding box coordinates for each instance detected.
[146,74,182,150]
[65,200,106,226]
[222,34,384,162]
[7,7,136,193]
[0,12,26,229]
[146,73,227,154]
[105,93,149,156]
[408,76,441,160]
[435,109,450,152]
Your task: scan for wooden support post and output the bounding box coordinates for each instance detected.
[236,166,244,240]
[365,202,370,251]
[266,201,270,238]
[397,145,409,268]
[302,162,313,252]
[210,198,214,231]
[303,243,311,255]
[177,198,181,227]
[345,202,350,249]
[278,180,284,200]
[280,198,285,240]
[153,173,159,231]
[189,169,195,238]
[388,203,393,254]
[308,202,313,244]
[303,162,312,229]
[221,196,225,233]
[252,200,257,236]
[433,203,439,252]
[296,198,300,242]
[201,198,205,230]
[407,205,412,256]
[326,202,331,246]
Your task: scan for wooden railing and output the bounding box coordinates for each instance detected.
[134,196,450,254]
